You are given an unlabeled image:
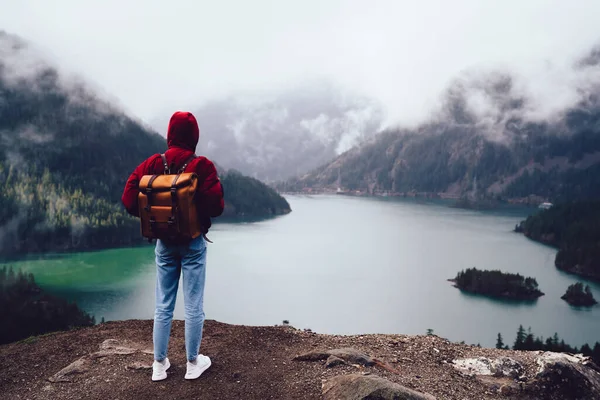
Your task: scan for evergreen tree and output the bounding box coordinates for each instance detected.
[513,325,526,350]
[593,343,600,362]
[495,333,505,349]
[523,327,535,350]
[533,336,544,349]
[553,333,560,350]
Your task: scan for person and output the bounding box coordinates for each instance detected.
[121,111,224,381]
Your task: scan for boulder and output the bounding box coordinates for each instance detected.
[490,357,524,378]
[48,357,89,383]
[294,347,375,366]
[326,355,347,368]
[322,374,436,400]
[531,352,600,399]
[452,356,523,378]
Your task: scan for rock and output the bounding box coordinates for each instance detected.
[91,349,137,359]
[294,348,375,367]
[98,339,138,354]
[499,384,515,396]
[322,373,436,400]
[48,357,89,383]
[452,356,523,379]
[326,355,346,368]
[91,339,141,358]
[490,357,524,379]
[126,362,152,370]
[99,339,121,349]
[452,357,494,377]
[293,351,331,362]
[530,351,600,399]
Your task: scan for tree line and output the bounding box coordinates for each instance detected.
[516,200,600,281]
[0,266,95,345]
[496,325,600,365]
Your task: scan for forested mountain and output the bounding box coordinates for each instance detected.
[157,80,384,182]
[283,49,600,204]
[0,31,290,256]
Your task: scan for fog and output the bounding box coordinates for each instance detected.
[1,0,600,129]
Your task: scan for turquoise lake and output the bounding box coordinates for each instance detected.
[7,195,600,348]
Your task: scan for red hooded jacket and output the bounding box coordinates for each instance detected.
[121,111,224,234]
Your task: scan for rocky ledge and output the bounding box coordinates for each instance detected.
[0,319,598,400]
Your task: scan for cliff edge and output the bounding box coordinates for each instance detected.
[1,320,598,400]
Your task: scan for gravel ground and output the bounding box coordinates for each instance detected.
[0,319,578,399]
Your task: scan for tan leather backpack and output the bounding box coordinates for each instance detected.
[137,154,202,242]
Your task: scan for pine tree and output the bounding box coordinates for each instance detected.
[523,327,535,350]
[593,343,600,363]
[496,333,505,349]
[513,325,526,350]
[552,333,560,350]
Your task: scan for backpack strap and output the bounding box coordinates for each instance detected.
[168,174,180,230]
[144,174,160,237]
[160,154,169,174]
[178,155,196,173]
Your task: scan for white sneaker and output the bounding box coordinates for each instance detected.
[185,354,211,380]
[152,358,170,381]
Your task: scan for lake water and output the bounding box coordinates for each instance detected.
[7,195,600,348]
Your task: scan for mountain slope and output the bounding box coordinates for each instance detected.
[283,58,600,204]
[161,80,384,182]
[0,31,290,255]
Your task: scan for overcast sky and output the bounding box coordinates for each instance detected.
[1,0,600,128]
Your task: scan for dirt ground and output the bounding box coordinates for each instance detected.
[0,319,581,399]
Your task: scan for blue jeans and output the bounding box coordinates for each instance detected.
[153,235,207,362]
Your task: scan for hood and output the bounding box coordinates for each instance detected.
[166,111,199,151]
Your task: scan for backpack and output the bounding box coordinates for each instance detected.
[137,154,202,242]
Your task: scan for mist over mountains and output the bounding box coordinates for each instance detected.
[283,43,600,203]
[152,81,384,182]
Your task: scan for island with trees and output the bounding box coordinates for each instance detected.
[449,267,544,301]
[561,282,598,307]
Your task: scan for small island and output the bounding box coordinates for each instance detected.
[449,267,544,300]
[561,282,598,307]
